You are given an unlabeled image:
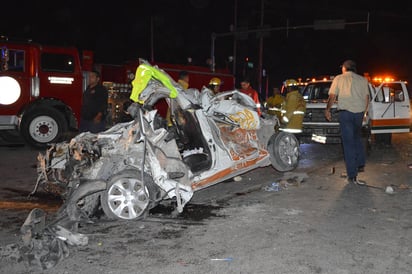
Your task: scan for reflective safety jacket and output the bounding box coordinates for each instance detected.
[266,94,285,119]
[178,79,189,90]
[281,90,306,133]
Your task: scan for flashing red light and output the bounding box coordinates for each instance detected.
[372,76,395,83]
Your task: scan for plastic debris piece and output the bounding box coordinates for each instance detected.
[20,208,46,245]
[380,161,394,165]
[279,179,289,189]
[211,257,233,262]
[281,172,309,184]
[51,225,88,246]
[233,176,242,182]
[263,182,280,192]
[385,186,394,194]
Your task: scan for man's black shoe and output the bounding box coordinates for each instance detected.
[347,177,356,185]
[347,177,366,186]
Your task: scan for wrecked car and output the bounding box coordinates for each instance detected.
[33,59,301,221]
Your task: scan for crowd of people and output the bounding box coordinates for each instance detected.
[78,67,306,135]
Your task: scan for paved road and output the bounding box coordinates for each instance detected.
[0,133,411,273]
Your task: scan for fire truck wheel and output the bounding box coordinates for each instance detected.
[101,169,160,221]
[268,131,300,172]
[20,107,68,148]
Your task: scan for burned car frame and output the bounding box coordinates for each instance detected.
[32,59,300,222]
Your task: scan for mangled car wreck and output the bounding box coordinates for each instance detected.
[35,59,300,220]
[20,59,300,269]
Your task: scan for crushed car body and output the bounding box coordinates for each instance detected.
[15,59,300,269]
[34,59,300,221]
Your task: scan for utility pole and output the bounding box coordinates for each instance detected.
[211,33,216,72]
[232,0,238,76]
[257,0,264,98]
[150,16,155,62]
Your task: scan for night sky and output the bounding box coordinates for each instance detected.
[2,0,412,89]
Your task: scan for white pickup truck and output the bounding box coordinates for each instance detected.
[299,77,411,146]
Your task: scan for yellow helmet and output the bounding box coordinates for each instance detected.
[284,79,298,87]
[209,77,222,86]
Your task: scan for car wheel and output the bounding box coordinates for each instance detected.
[100,169,159,221]
[268,131,300,172]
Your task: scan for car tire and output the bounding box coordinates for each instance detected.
[268,131,300,172]
[100,169,159,221]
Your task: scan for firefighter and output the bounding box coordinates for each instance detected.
[164,70,190,126]
[177,70,189,90]
[265,87,285,120]
[200,77,223,108]
[207,77,222,94]
[280,79,306,133]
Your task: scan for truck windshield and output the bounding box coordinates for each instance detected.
[41,53,75,73]
[302,82,331,100]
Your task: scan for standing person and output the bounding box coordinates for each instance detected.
[177,70,189,90]
[265,87,285,120]
[240,79,262,116]
[178,70,200,103]
[281,79,306,133]
[79,70,108,133]
[207,77,222,95]
[162,70,190,126]
[324,60,369,185]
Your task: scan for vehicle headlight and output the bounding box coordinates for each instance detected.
[0,76,21,105]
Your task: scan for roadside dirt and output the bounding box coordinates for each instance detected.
[0,133,411,274]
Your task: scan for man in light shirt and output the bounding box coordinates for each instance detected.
[325,60,369,186]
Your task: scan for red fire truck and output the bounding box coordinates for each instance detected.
[0,38,94,147]
[0,38,236,148]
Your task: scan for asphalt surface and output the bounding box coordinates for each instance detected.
[0,132,411,273]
